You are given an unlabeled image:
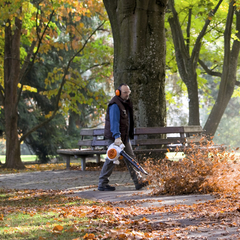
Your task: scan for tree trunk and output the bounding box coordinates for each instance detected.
[168,0,199,125]
[185,63,200,125]
[204,2,240,136]
[103,0,167,127]
[203,95,232,136]
[3,18,25,169]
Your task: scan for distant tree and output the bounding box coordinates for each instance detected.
[201,2,240,136]
[167,0,223,126]
[167,0,240,138]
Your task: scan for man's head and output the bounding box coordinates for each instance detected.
[116,84,131,101]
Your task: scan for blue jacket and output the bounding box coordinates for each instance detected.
[109,104,121,139]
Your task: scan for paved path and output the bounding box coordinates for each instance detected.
[0,169,215,205]
[0,169,131,191]
[0,169,239,239]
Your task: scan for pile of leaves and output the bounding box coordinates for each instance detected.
[144,139,240,195]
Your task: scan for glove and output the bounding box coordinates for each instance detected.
[114,137,122,146]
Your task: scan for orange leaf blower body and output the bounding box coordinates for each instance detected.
[106,143,148,175]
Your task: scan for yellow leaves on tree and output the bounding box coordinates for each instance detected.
[18,83,37,93]
[44,111,53,119]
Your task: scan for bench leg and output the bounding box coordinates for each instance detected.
[62,155,70,169]
[81,157,86,171]
[96,154,100,164]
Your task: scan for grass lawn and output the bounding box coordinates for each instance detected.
[0,152,186,165]
[0,188,106,240]
[0,155,37,164]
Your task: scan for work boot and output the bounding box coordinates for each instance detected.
[135,180,149,190]
[98,184,116,191]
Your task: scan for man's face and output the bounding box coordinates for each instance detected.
[120,85,131,101]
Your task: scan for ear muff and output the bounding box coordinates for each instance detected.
[115,89,121,96]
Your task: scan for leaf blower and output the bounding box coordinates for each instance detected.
[106,143,148,175]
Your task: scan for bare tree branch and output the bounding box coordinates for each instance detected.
[0,84,5,105]
[198,59,222,77]
[191,0,223,69]
[235,81,240,87]
[17,6,55,106]
[168,0,189,59]
[19,41,36,83]
[186,8,192,54]
[80,62,111,73]
[168,0,189,81]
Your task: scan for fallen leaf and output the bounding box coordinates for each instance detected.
[83,233,96,239]
[52,225,64,231]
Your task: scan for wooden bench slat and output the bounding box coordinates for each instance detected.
[93,129,105,135]
[92,139,109,146]
[186,136,207,143]
[80,128,105,136]
[80,129,94,135]
[134,148,175,153]
[134,126,204,135]
[134,126,186,135]
[57,149,106,156]
[183,125,204,133]
[77,140,93,146]
[133,138,185,146]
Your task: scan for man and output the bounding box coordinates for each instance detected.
[98,84,149,191]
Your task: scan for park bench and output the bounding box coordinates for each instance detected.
[57,125,225,171]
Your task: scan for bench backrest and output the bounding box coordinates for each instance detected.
[134,126,203,135]
[133,126,205,147]
[78,126,205,150]
[78,128,108,150]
